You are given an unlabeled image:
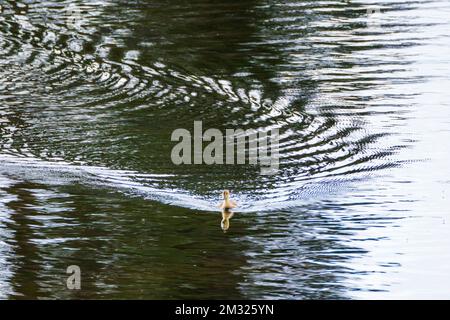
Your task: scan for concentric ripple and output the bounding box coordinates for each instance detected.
[0,0,428,211]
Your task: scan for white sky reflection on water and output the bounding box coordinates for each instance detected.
[341,0,450,298]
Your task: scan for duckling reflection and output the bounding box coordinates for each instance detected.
[221,209,234,231]
[219,190,237,231]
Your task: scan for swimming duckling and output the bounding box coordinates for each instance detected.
[219,190,237,231]
[219,189,237,210]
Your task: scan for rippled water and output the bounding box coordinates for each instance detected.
[1,0,449,299]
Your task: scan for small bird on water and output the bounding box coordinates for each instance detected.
[219,190,237,231]
[219,189,237,210]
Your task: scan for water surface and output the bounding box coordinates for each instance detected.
[0,0,449,299]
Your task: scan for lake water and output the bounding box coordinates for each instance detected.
[0,0,449,299]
